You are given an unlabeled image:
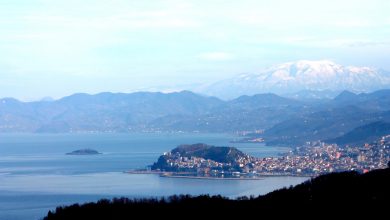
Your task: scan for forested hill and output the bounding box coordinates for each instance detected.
[170,143,246,163]
[151,143,247,171]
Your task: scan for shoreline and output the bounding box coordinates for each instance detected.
[159,175,264,180]
[124,170,314,179]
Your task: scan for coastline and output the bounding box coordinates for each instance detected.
[159,175,264,180]
[124,170,314,179]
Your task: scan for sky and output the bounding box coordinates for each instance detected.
[1,0,390,100]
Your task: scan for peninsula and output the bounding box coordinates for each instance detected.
[151,137,390,178]
[151,143,255,178]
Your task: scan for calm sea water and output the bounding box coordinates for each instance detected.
[0,133,308,220]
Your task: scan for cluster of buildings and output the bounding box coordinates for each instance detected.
[158,135,390,177]
[254,138,389,176]
[162,152,227,172]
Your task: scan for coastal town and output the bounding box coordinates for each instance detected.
[151,135,390,178]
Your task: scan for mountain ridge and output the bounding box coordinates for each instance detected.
[326,121,390,145]
[199,60,390,99]
[1,89,390,147]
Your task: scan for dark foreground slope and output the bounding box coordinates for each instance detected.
[44,166,390,219]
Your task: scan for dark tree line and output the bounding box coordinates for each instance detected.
[44,165,390,220]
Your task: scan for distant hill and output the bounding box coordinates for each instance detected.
[326,121,390,146]
[43,166,390,219]
[198,60,390,99]
[226,93,300,109]
[0,91,223,133]
[1,89,390,146]
[331,89,390,110]
[284,89,341,100]
[261,90,390,146]
[263,107,390,146]
[0,91,306,133]
[148,93,306,132]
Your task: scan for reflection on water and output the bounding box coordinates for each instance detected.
[0,172,308,196]
[0,133,305,220]
[0,172,308,220]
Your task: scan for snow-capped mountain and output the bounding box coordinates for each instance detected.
[198,60,390,100]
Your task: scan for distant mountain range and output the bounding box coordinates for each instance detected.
[1,89,390,146]
[0,91,222,133]
[198,60,390,100]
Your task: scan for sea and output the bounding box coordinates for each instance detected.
[0,133,308,220]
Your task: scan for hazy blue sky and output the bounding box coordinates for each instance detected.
[1,0,389,100]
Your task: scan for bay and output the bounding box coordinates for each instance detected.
[0,133,307,220]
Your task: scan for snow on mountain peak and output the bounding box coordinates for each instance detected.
[199,60,390,99]
[269,60,348,77]
[257,60,382,83]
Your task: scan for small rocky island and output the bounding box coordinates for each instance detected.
[66,149,101,155]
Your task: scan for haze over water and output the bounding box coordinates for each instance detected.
[1,1,387,219]
[0,133,307,220]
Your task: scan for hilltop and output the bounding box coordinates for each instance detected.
[170,143,246,164]
[151,143,248,172]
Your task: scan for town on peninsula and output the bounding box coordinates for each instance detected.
[144,135,390,179]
